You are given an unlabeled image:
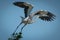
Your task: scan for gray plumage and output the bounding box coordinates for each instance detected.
[13,2,33,17]
[13,2,56,34]
[34,10,56,21]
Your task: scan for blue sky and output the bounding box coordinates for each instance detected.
[0,0,60,40]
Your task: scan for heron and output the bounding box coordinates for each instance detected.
[12,1,56,34]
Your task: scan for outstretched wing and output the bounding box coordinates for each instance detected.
[13,2,33,17]
[34,10,56,21]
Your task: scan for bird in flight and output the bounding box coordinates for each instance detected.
[13,1,56,34]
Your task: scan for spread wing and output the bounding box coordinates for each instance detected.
[34,10,56,21]
[13,2,33,18]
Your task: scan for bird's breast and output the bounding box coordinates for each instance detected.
[23,17,33,24]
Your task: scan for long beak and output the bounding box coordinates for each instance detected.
[12,22,22,35]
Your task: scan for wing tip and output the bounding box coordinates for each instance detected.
[39,12,56,22]
[13,2,24,5]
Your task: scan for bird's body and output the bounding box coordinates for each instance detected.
[13,1,56,34]
[9,1,56,40]
[22,16,33,24]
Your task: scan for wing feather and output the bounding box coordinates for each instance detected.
[13,2,33,17]
[34,10,56,21]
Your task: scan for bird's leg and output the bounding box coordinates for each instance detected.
[21,23,27,33]
[12,22,23,35]
[12,23,27,40]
